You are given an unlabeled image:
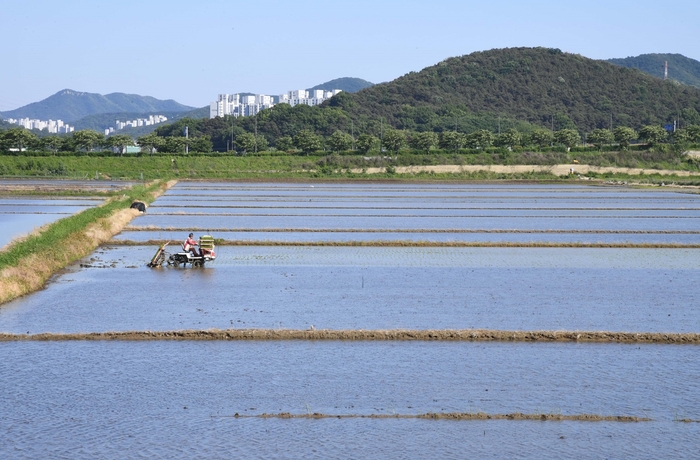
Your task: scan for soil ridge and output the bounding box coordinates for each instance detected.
[2,329,698,344]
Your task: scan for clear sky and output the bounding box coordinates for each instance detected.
[2,0,699,111]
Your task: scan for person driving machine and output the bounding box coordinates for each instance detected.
[183,233,201,257]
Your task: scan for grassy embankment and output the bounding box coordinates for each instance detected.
[1,148,699,183]
[0,180,174,305]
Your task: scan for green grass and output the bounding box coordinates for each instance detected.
[1,149,698,181]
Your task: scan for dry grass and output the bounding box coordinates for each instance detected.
[0,209,139,304]
[218,412,650,422]
[2,328,698,344]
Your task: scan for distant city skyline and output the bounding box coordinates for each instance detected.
[105,115,168,135]
[2,0,699,112]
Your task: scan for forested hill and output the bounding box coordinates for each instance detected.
[607,53,700,88]
[308,77,374,93]
[2,89,195,122]
[344,47,700,132]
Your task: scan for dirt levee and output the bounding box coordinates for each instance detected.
[231,412,650,422]
[1,329,698,344]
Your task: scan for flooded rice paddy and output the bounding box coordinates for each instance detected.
[119,183,700,244]
[0,197,104,248]
[2,246,699,333]
[2,341,699,458]
[2,181,700,458]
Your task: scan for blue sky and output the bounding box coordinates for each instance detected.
[2,0,699,111]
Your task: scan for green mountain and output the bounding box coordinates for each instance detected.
[344,47,700,132]
[607,53,700,88]
[308,77,374,93]
[180,106,209,119]
[1,89,195,122]
[156,48,700,151]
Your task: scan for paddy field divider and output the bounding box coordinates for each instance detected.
[2,329,698,344]
[217,412,650,422]
[111,239,700,249]
[0,180,176,305]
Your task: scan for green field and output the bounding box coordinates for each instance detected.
[1,148,699,183]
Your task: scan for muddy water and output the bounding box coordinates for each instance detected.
[4,182,700,458]
[1,341,698,458]
[1,246,698,333]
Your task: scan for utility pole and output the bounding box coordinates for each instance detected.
[610,113,613,131]
[351,120,355,151]
[380,117,384,152]
[184,126,188,155]
[498,116,501,136]
[254,113,258,153]
[551,116,554,146]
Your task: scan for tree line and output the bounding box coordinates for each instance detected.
[1,123,699,155]
[0,128,211,154]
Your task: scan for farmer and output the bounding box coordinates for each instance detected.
[183,233,201,257]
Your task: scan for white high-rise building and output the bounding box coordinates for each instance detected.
[5,117,74,133]
[210,88,342,118]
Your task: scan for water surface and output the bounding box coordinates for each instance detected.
[0,198,104,248]
[2,246,697,333]
[1,340,698,459]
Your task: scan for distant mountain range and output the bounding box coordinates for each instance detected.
[607,53,700,88]
[0,89,195,122]
[0,78,373,133]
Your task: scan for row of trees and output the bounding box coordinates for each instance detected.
[280,125,700,154]
[0,128,212,154]
[2,123,699,155]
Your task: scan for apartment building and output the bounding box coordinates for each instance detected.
[210,89,342,118]
[6,118,74,133]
